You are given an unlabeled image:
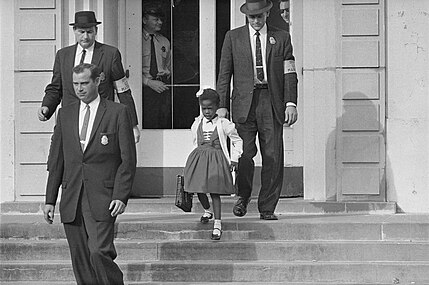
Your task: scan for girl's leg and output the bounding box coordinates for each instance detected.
[197,193,210,210]
[210,194,221,220]
[210,194,222,240]
[197,193,213,223]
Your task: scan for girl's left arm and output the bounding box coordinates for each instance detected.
[223,119,243,162]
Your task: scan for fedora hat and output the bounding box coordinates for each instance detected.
[69,11,101,28]
[143,4,165,18]
[240,0,273,15]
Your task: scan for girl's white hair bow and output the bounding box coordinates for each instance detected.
[195,85,213,97]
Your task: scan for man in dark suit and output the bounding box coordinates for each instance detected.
[216,0,298,220]
[43,63,136,285]
[38,11,141,143]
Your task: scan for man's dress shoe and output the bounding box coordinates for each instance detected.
[259,213,278,220]
[233,197,250,217]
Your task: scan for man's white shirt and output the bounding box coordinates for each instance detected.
[79,95,100,151]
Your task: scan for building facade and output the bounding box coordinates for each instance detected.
[0,0,428,213]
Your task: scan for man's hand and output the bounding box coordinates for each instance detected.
[230,161,238,172]
[109,200,126,217]
[37,106,50,121]
[284,106,298,126]
[133,126,141,144]
[43,204,55,224]
[216,108,229,118]
[147,79,169,94]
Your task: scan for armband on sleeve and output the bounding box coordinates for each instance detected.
[114,77,130,93]
[284,60,296,74]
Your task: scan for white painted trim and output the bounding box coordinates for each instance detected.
[68,0,76,46]
[83,0,90,11]
[118,0,126,58]
[199,0,216,88]
[124,0,143,165]
[1,0,16,202]
[231,0,245,29]
[96,0,104,42]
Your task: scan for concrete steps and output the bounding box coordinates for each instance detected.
[2,260,429,283]
[1,199,429,284]
[2,239,429,262]
[1,282,394,285]
[2,212,429,241]
[0,197,397,215]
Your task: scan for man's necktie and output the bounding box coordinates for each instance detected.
[80,104,90,151]
[79,49,87,64]
[255,32,264,82]
[149,34,158,78]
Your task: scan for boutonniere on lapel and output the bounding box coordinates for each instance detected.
[161,46,166,52]
[99,72,106,82]
[269,37,276,45]
[101,135,109,146]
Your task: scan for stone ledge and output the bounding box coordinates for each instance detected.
[1,198,397,215]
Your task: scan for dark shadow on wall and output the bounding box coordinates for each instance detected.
[326,91,393,204]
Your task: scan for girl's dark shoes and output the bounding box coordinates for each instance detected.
[200,212,213,224]
[211,228,222,240]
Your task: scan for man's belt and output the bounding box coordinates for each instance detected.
[254,83,268,89]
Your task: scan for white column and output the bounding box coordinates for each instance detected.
[386,0,429,213]
[0,0,15,202]
[200,0,216,88]
[68,0,76,46]
[302,0,338,201]
[232,0,245,29]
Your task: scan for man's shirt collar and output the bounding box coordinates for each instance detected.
[77,42,95,54]
[143,29,159,40]
[80,94,100,112]
[248,23,267,37]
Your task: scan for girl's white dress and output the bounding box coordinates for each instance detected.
[184,116,242,194]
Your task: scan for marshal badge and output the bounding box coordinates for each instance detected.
[101,135,108,145]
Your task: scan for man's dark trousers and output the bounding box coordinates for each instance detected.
[63,186,123,285]
[235,88,284,214]
[143,86,171,129]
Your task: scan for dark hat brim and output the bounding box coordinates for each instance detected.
[145,11,165,18]
[69,21,102,27]
[240,1,273,15]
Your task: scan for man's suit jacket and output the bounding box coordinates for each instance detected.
[43,41,138,126]
[216,25,298,124]
[45,98,136,223]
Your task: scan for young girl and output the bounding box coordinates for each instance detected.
[184,88,243,240]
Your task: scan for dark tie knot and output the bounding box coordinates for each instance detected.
[255,31,260,36]
[150,34,155,39]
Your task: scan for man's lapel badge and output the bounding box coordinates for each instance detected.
[101,135,109,145]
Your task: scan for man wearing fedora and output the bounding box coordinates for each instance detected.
[217,0,298,220]
[38,11,141,143]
